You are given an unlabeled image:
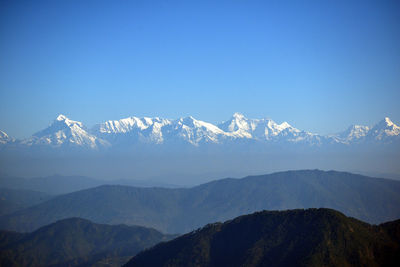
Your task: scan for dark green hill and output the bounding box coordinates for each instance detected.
[1,170,400,233]
[0,218,174,267]
[0,188,53,216]
[125,208,400,267]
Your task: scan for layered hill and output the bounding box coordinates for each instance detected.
[0,188,52,216]
[125,208,400,267]
[0,218,174,267]
[1,170,399,233]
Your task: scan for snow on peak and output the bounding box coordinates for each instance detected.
[93,116,171,134]
[51,114,84,129]
[25,115,109,149]
[166,116,227,145]
[175,116,208,129]
[0,130,9,139]
[384,117,394,126]
[275,121,292,131]
[371,117,399,131]
[217,114,309,142]
[92,116,173,145]
[336,117,400,143]
[219,113,251,134]
[7,113,399,149]
[369,117,400,140]
[56,114,68,121]
[336,124,370,142]
[232,112,245,119]
[178,116,196,125]
[0,130,14,144]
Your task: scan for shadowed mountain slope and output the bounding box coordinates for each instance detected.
[0,188,52,216]
[125,209,400,267]
[0,170,399,233]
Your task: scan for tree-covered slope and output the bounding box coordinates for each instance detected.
[125,208,400,267]
[0,218,174,267]
[1,170,400,233]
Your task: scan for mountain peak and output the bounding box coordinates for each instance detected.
[232,112,245,119]
[56,114,68,121]
[374,117,398,129]
[0,130,14,144]
[52,115,84,128]
[384,117,394,126]
[0,130,9,138]
[280,121,291,128]
[26,114,110,149]
[366,116,400,141]
[178,116,197,124]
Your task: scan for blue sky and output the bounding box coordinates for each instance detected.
[1,0,399,138]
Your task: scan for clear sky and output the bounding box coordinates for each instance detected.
[1,0,399,138]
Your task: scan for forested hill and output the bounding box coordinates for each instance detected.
[125,208,400,267]
[0,218,174,267]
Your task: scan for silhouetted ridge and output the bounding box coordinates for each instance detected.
[125,208,400,267]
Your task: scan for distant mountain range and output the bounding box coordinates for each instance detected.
[1,114,399,181]
[125,208,400,267]
[0,174,177,196]
[1,170,399,233]
[1,113,399,150]
[0,218,174,267]
[0,188,52,216]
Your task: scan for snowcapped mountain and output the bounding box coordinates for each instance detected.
[163,116,228,146]
[92,116,172,144]
[218,113,324,145]
[22,115,109,149]
[334,117,400,144]
[0,130,14,145]
[367,117,400,142]
[1,114,399,151]
[335,125,370,143]
[218,113,254,138]
[93,115,228,146]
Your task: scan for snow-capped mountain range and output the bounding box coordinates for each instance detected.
[0,113,399,150]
